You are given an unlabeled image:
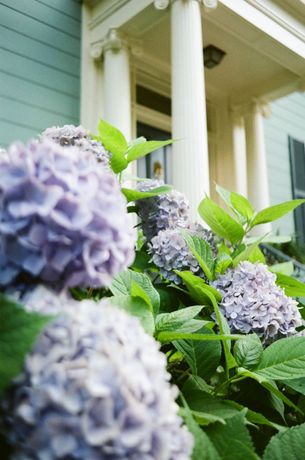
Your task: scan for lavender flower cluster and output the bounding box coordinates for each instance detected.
[212,261,302,342]
[137,179,216,284]
[136,179,190,241]
[3,295,193,460]
[41,124,110,167]
[0,139,135,288]
[149,224,216,284]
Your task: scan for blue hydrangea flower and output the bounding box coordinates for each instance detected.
[41,125,110,167]
[149,224,216,284]
[0,139,135,288]
[212,261,302,342]
[136,179,190,241]
[3,295,193,460]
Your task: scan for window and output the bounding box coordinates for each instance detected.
[289,136,305,245]
[137,122,172,183]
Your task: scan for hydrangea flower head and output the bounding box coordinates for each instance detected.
[149,223,216,284]
[3,297,193,460]
[212,261,302,342]
[136,179,190,241]
[41,124,110,167]
[0,139,135,288]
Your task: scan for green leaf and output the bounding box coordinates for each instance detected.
[275,273,305,297]
[155,306,204,332]
[198,196,245,244]
[126,139,173,162]
[121,185,172,203]
[254,337,305,380]
[97,119,128,173]
[269,262,294,276]
[228,401,286,431]
[176,319,212,333]
[263,423,305,460]
[130,281,153,309]
[108,295,155,335]
[237,368,300,413]
[189,410,226,426]
[250,199,305,227]
[205,411,259,460]
[247,246,266,264]
[110,270,160,316]
[214,253,232,275]
[157,331,242,344]
[174,327,221,380]
[181,396,221,460]
[281,377,305,395]
[234,334,263,370]
[182,231,213,280]
[175,271,222,305]
[0,294,52,392]
[233,234,266,267]
[216,185,254,223]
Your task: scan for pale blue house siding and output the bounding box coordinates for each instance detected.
[264,92,305,236]
[0,0,81,147]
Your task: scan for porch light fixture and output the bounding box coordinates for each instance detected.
[203,45,226,69]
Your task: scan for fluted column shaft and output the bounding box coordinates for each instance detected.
[232,114,248,197]
[171,0,210,219]
[103,31,132,141]
[246,102,271,234]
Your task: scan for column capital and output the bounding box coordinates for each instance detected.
[154,0,218,9]
[231,99,272,119]
[90,29,142,60]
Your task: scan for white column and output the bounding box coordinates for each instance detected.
[232,113,248,197]
[103,29,132,141]
[171,0,210,220]
[245,101,272,235]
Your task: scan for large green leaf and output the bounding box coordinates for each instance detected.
[198,196,245,244]
[275,273,305,297]
[110,270,160,315]
[155,306,203,332]
[216,185,254,223]
[0,294,52,392]
[269,262,294,276]
[181,397,221,460]
[238,368,301,412]
[254,337,305,380]
[263,423,305,460]
[234,334,263,370]
[97,119,128,173]
[205,411,259,460]
[108,295,155,335]
[281,377,305,395]
[126,139,173,162]
[174,327,221,380]
[182,231,213,280]
[122,185,172,203]
[175,271,221,305]
[250,199,305,227]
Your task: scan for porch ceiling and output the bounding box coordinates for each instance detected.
[121,2,305,104]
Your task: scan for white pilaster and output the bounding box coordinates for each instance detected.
[171,0,210,220]
[103,29,132,141]
[232,112,247,197]
[245,100,272,235]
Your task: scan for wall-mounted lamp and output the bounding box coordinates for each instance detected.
[203,45,226,69]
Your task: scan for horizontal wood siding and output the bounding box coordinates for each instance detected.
[264,92,305,236]
[0,0,81,147]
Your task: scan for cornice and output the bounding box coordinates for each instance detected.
[89,0,130,30]
[244,0,305,43]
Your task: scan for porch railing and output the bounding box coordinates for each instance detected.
[262,243,305,282]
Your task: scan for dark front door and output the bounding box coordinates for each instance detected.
[289,136,305,245]
[137,122,172,183]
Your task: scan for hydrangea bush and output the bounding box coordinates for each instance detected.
[2,121,305,460]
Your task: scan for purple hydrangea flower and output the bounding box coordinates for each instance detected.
[0,139,135,288]
[41,125,110,167]
[3,296,193,460]
[212,261,302,342]
[149,223,216,284]
[136,179,190,241]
